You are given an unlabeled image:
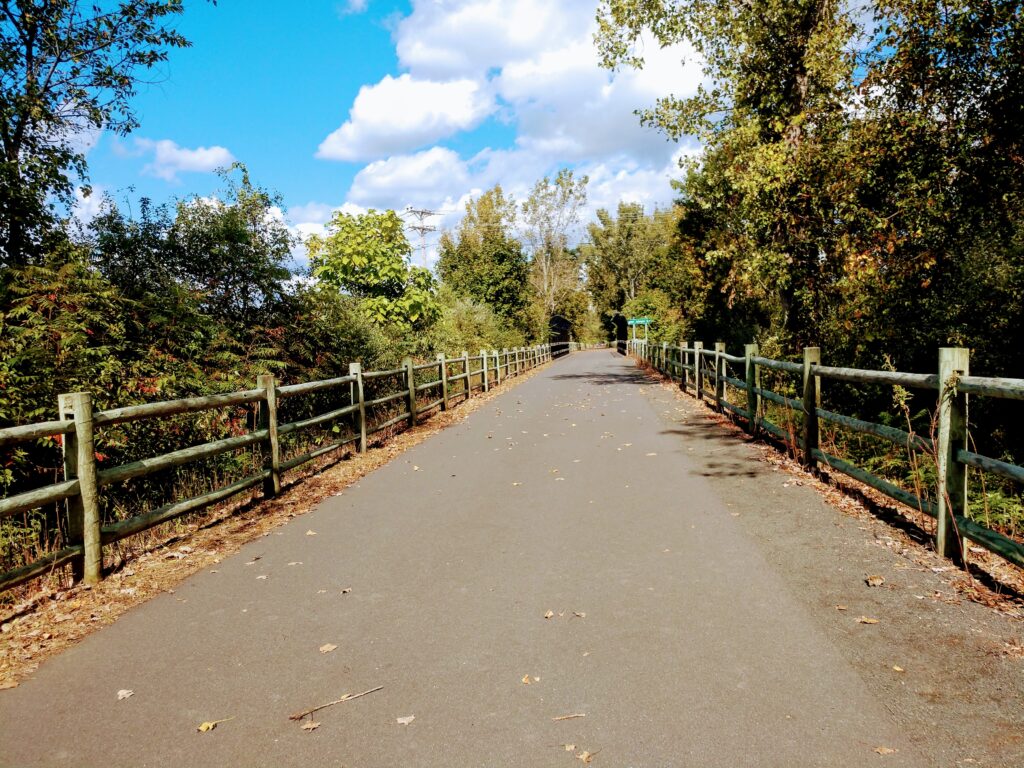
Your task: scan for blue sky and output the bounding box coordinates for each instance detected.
[79,0,703,263]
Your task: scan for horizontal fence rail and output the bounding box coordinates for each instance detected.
[0,343,569,593]
[626,338,1024,572]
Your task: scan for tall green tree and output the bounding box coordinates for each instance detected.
[167,165,294,330]
[308,208,438,331]
[521,169,588,334]
[0,0,204,267]
[583,202,677,318]
[437,185,530,333]
[596,0,857,345]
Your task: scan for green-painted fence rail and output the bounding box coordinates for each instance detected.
[0,343,572,593]
[626,338,1024,572]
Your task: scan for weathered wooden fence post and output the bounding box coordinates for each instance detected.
[937,347,969,562]
[257,374,281,497]
[802,347,821,469]
[694,342,704,402]
[714,342,726,411]
[680,342,688,392]
[437,353,449,410]
[745,343,760,435]
[661,342,668,374]
[349,362,367,452]
[404,357,417,427]
[461,351,471,398]
[58,392,102,585]
[497,349,504,384]
[480,349,490,392]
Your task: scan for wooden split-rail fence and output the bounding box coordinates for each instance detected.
[0,343,589,592]
[622,339,1024,572]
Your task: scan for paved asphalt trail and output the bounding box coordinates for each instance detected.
[1,350,925,767]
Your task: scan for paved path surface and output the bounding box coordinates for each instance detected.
[1,351,931,767]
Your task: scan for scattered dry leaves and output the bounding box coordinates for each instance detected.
[856,616,880,625]
[117,689,134,700]
[319,644,337,654]
[396,715,415,725]
[197,717,233,733]
[300,720,320,732]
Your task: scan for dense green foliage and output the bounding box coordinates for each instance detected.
[594,0,1024,370]
[309,208,440,331]
[437,185,531,336]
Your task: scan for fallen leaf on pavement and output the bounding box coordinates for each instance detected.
[300,721,320,732]
[835,605,848,611]
[341,588,352,594]
[553,713,586,721]
[306,530,317,536]
[874,746,896,755]
[521,674,532,685]
[117,689,134,700]
[319,644,337,654]
[256,575,268,580]
[563,744,576,751]
[893,665,905,673]
[856,617,880,624]
[865,575,885,587]
[397,715,415,725]
[573,611,586,619]
[0,681,19,690]
[544,610,554,619]
[197,717,234,732]
[577,750,596,763]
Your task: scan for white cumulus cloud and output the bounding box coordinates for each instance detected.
[348,146,471,208]
[315,1,707,266]
[135,138,235,181]
[317,74,494,162]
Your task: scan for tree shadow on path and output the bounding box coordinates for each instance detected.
[551,370,655,386]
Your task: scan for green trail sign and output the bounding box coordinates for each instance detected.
[627,317,651,326]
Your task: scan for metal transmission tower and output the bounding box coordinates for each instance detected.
[404,207,439,268]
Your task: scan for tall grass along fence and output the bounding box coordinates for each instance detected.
[622,339,1024,572]
[0,343,576,593]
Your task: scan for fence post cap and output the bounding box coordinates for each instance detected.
[58,391,92,413]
